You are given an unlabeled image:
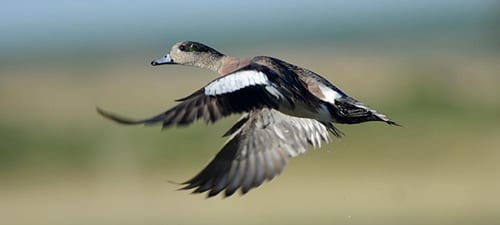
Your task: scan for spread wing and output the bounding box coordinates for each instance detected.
[179,108,340,198]
[97,66,299,128]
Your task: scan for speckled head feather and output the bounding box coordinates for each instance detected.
[151,41,226,69]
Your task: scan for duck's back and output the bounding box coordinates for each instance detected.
[251,56,347,103]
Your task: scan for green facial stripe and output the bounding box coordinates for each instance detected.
[179,42,223,56]
[187,44,199,52]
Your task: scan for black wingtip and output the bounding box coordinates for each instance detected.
[96,107,144,125]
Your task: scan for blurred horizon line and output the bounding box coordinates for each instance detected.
[1,0,498,63]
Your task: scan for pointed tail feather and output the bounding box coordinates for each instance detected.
[363,107,401,126]
[328,98,401,126]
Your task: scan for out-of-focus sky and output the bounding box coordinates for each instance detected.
[1,0,497,57]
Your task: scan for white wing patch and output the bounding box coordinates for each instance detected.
[318,83,343,103]
[204,70,269,96]
[264,86,283,99]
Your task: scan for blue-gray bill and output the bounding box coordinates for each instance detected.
[151,54,175,66]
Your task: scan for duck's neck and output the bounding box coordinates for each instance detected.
[194,55,251,75]
[193,54,225,73]
[217,56,251,75]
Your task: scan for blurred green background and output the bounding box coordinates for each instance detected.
[1,1,500,225]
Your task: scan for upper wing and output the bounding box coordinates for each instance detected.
[179,108,339,198]
[97,68,291,128]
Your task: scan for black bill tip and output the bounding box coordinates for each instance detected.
[151,54,175,66]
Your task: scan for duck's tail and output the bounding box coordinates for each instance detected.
[328,97,401,126]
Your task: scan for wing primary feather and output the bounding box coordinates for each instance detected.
[97,107,167,125]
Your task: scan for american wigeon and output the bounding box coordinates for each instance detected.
[98,41,399,197]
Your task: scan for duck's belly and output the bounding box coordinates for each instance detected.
[278,101,332,122]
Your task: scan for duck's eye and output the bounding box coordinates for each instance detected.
[179,44,198,52]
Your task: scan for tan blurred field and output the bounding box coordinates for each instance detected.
[1,47,500,225]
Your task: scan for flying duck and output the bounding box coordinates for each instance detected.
[98,41,399,197]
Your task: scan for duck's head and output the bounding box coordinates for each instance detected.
[151,41,224,69]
